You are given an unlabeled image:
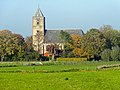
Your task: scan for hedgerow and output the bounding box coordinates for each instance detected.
[56,58,87,61]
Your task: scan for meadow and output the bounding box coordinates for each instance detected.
[0,61,120,90]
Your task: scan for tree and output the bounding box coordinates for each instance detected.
[33,31,44,54]
[59,30,72,43]
[0,30,26,61]
[59,30,74,57]
[100,25,113,32]
[82,28,107,60]
[111,46,120,61]
[101,49,111,61]
[100,25,120,48]
[70,34,87,57]
[25,36,33,52]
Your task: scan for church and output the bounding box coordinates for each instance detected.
[32,7,84,56]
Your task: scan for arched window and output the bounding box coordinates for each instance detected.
[46,44,55,54]
[46,45,51,51]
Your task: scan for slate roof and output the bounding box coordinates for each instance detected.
[44,29,84,43]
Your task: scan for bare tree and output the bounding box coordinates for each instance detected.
[33,31,44,54]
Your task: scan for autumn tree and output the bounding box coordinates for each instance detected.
[58,26,119,61]
[70,34,86,57]
[82,29,107,60]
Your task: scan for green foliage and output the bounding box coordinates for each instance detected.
[101,49,111,61]
[59,27,119,61]
[25,36,33,52]
[59,30,72,43]
[81,28,107,60]
[0,30,26,61]
[59,30,74,58]
[1,25,120,61]
[100,25,120,48]
[0,30,46,61]
[59,26,120,61]
[111,46,120,61]
[61,45,74,58]
[101,46,120,61]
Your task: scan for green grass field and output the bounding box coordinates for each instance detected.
[0,61,120,90]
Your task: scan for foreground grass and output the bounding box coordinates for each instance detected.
[0,61,120,90]
[0,70,120,90]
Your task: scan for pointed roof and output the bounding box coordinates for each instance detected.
[35,7,44,17]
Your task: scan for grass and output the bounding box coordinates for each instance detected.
[0,61,120,90]
[0,70,120,90]
[0,61,120,72]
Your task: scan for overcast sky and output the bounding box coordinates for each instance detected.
[0,0,120,37]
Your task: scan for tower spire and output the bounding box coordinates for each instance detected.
[38,4,39,9]
[35,6,44,17]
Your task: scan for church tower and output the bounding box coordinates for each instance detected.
[32,7,45,53]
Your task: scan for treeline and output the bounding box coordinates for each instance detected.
[60,25,120,61]
[0,30,48,61]
[0,25,120,61]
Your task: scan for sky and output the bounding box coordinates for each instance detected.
[0,0,120,37]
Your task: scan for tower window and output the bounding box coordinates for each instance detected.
[37,19,39,25]
[37,30,39,33]
[37,21,39,25]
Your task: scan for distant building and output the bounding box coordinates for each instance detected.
[32,7,84,56]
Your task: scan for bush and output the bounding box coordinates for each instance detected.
[111,46,120,61]
[101,49,111,61]
[56,58,87,61]
[41,56,49,61]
